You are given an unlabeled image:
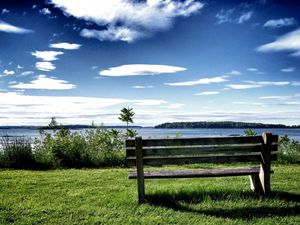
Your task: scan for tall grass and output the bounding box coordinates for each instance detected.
[0,136,35,169]
[0,126,126,169]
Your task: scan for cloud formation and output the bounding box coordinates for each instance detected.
[50,0,204,42]
[39,8,51,15]
[100,64,186,76]
[31,51,64,61]
[256,28,300,57]
[228,81,290,89]
[165,76,228,86]
[216,9,253,24]
[0,20,33,34]
[195,91,220,96]
[35,62,56,71]
[20,71,34,76]
[10,75,76,90]
[1,69,15,77]
[0,92,176,125]
[281,67,295,73]
[132,85,154,89]
[247,67,258,72]
[264,18,297,28]
[50,42,81,50]
[227,70,241,75]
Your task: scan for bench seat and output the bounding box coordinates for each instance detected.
[129,166,262,179]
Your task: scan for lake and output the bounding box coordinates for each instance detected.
[0,127,300,141]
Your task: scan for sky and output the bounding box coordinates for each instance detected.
[0,0,299,126]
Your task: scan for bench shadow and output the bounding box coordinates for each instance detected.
[146,190,300,219]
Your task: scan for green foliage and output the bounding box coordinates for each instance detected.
[278,135,300,164]
[0,136,35,169]
[118,107,138,138]
[49,117,58,127]
[244,128,257,136]
[33,125,126,168]
[118,107,135,125]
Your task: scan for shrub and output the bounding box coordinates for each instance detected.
[33,125,126,169]
[85,127,125,167]
[244,128,257,136]
[278,135,300,164]
[0,136,35,169]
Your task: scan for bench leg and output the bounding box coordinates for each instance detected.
[135,137,145,204]
[249,174,263,194]
[137,176,145,204]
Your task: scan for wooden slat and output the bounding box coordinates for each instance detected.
[126,144,278,157]
[128,166,260,179]
[126,136,264,147]
[126,152,277,166]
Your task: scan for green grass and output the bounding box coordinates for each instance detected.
[0,165,299,225]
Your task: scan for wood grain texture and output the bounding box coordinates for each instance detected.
[129,166,260,179]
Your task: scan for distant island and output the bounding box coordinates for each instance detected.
[155,121,300,129]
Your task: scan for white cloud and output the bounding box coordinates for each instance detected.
[195,91,220,96]
[31,51,64,61]
[133,99,167,106]
[20,71,34,76]
[17,65,23,69]
[50,0,204,42]
[100,64,186,76]
[227,81,290,90]
[232,101,263,106]
[2,9,9,14]
[50,42,81,50]
[238,11,253,24]
[80,26,147,43]
[165,76,228,86]
[0,91,299,126]
[283,102,300,106]
[132,85,154,89]
[292,81,300,86]
[227,70,241,75]
[259,96,291,100]
[281,67,295,73]
[264,18,297,28]
[247,67,258,72]
[36,62,56,71]
[216,8,253,24]
[133,86,146,89]
[0,20,33,34]
[1,69,15,76]
[256,28,300,57]
[39,8,51,15]
[10,75,76,90]
[0,92,175,125]
[227,84,262,89]
[161,103,184,109]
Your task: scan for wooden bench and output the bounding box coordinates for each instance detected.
[126,133,278,203]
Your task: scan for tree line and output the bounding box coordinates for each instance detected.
[155,121,300,129]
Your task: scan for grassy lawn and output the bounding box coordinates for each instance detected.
[0,164,299,225]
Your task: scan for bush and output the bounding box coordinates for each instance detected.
[278,135,300,164]
[33,126,126,169]
[0,136,35,169]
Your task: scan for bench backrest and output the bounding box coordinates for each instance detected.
[126,133,278,166]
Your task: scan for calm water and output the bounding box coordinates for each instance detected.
[1,128,300,141]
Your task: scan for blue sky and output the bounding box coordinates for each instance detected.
[0,0,299,126]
